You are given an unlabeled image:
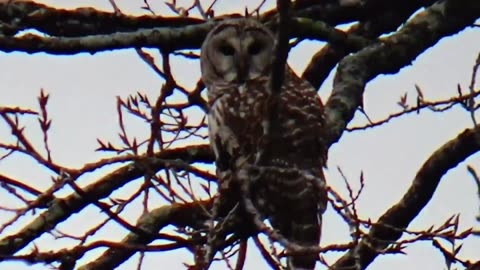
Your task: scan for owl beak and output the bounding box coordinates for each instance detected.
[235,55,248,83]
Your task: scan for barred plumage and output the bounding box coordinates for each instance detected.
[201,18,327,270]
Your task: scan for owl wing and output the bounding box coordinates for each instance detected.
[261,68,326,270]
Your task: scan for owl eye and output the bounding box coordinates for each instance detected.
[248,42,263,55]
[218,44,235,56]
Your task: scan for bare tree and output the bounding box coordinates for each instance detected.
[0,1,479,270]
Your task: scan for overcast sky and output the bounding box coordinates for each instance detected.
[0,1,479,270]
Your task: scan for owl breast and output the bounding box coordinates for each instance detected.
[208,78,270,171]
[208,70,325,173]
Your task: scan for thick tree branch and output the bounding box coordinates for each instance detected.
[0,1,203,36]
[78,200,212,270]
[0,1,423,38]
[293,17,372,50]
[0,23,213,54]
[0,1,439,56]
[0,18,371,55]
[264,0,439,27]
[302,0,437,90]
[332,124,480,269]
[0,144,213,258]
[323,0,480,147]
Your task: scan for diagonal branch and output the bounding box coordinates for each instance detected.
[332,124,480,269]
[78,200,212,270]
[323,0,480,147]
[301,0,437,90]
[0,144,213,258]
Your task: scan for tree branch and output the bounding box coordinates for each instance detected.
[301,0,437,90]
[0,1,441,57]
[78,200,212,270]
[0,23,213,54]
[332,123,480,269]
[0,144,213,258]
[323,0,480,147]
[0,1,203,36]
[270,0,291,94]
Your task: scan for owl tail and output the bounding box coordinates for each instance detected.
[286,215,321,270]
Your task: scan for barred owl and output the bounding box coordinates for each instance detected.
[201,19,327,270]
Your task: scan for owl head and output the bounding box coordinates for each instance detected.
[200,19,275,87]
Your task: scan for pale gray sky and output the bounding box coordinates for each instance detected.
[0,1,479,270]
